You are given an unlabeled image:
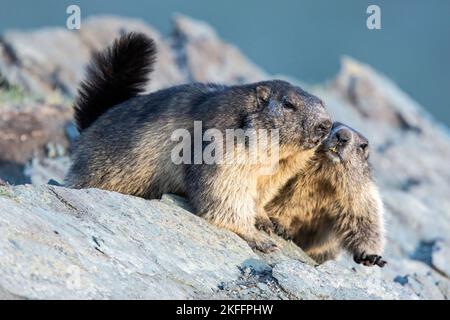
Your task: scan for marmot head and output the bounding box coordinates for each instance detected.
[316,122,371,180]
[247,80,332,151]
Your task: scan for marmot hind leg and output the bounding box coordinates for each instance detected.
[306,243,340,264]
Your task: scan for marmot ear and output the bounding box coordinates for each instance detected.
[256,85,271,105]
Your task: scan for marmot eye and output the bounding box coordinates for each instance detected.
[283,101,296,110]
[359,143,368,151]
[360,143,369,159]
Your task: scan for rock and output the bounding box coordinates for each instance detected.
[0,28,87,96]
[0,97,72,184]
[0,89,75,186]
[0,184,415,299]
[0,185,255,299]
[375,256,450,300]
[0,102,71,164]
[432,239,450,278]
[272,260,416,300]
[170,14,268,84]
[393,273,448,300]
[0,286,23,300]
[0,16,185,97]
[330,57,424,133]
[0,161,29,185]
[240,258,272,275]
[64,121,79,144]
[0,15,267,97]
[160,193,194,212]
[23,156,70,185]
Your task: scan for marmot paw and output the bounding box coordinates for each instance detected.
[255,216,274,235]
[249,238,278,253]
[269,218,293,240]
[354,252,387,267]
[242,233,278,253]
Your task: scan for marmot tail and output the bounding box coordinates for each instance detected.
[74,32,157,131]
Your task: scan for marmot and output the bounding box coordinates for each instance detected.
[265,122,386,266]
[65,32,332,251]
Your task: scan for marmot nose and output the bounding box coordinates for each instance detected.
[336,127,352,144]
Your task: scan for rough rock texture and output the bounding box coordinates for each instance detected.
[0,16,184,97]
[273,260,415,300]
[0,102,71,161]
[0,15,449,299]
[170,15,267,84]
[0,185,416,299]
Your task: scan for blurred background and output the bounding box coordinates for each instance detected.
[1,0,449,125]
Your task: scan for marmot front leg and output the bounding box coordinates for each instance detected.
[186,165,278,253]
[255,209,274,235]
[353,252,387,267]
[307,247,339,264]
[221,205,279,253]
[336,210,386,268]
[269,217,293,240]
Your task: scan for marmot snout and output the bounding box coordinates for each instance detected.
[318,122,370,171]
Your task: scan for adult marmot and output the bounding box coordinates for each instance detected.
[265,122,386,266]
[65,33,332,251]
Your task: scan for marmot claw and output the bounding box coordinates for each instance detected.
[255,216,274,235]
[252,240,278,253]
[354,252,387,267]
[269,218,293,240]
[243,234,279,253]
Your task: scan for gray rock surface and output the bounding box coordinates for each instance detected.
[0,184,416,299]
[170,14,268,84]
[0,101,71,163]
[433,240,450,278]
[0,15,449,299]
[273,260,415,300]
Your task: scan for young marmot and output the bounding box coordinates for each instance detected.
[65,33,332,251]
[265,122,386,266]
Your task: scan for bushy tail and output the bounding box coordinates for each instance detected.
[74,32,157,131]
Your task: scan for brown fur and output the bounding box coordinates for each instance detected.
[265,123,386,265]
